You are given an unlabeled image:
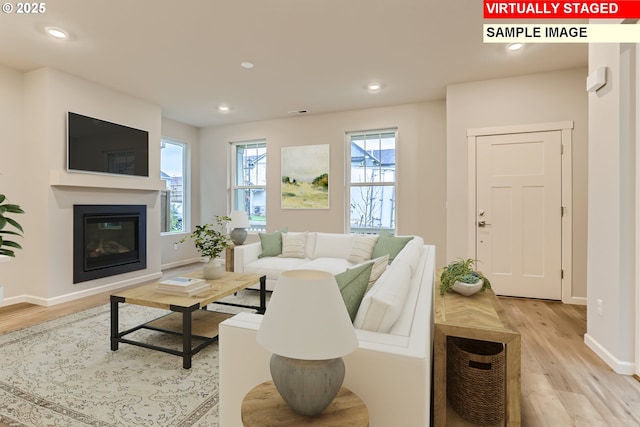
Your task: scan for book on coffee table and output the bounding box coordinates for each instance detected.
[155,282,211,296]
[156,277,211,296]
[157,277,206,290]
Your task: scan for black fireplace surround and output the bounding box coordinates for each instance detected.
[73,205,147,284]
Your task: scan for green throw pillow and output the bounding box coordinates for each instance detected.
[335,262,374,322]
[258,227,288,258]
[371,229,414,263]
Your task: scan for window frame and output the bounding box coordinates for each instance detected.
[346,129,398,234]
[230,139,267,232]
[160,138,188,235]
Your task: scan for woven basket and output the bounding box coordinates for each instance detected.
[447,337,505,425]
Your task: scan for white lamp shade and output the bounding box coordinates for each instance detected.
[257,270,358,360]
[229,210,250,228]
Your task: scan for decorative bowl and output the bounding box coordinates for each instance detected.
[451,279,483,296]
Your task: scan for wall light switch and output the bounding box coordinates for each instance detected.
[586,67,607,92]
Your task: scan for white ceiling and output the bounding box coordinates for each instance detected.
[0,0,588,128]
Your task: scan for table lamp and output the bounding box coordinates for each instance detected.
[229,210,250,245]
[257,269,358,416]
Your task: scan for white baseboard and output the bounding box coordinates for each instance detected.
[584,333,637,375]
[1,272,163,307]
[161,257,202,270]
[564,295,587,306]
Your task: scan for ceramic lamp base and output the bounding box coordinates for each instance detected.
[230,228,247,245]
[270,354,345,417]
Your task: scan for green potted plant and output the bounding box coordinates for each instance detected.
[440,258,491,296]
[178,215,231,279]
[0,194,24,307]
[0,194,24,258]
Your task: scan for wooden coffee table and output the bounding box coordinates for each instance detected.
[110,271,266,369]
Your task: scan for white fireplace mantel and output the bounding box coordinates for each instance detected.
[49,170,166,192]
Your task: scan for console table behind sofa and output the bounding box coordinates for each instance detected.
[433,287,521,426]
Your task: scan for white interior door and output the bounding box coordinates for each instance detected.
[476,131,562,300]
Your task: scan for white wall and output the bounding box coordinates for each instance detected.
[0,65,28,299]
[636,37,640,380]
[199,102,447,267]
[446,68,589,299]
[160,117,202,268]
[585,43,636,375]
[3,67,166,305]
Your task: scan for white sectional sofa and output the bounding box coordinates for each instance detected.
[219,231,435,427]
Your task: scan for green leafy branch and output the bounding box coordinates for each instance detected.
[0,194,25,257]
[178,215,230,259]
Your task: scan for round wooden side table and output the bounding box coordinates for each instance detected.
[241,380,369,427]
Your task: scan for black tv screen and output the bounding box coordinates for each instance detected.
[67,112,149,177]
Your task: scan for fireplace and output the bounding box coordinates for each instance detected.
[73,205,147,283]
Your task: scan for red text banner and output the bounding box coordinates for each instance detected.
[484,1,640,19]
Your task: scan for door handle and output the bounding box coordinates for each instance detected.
[478,221,492,227]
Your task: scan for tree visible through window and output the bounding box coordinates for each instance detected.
[348,130,397,234]
[160,139,186,233]
[232,141,267,231]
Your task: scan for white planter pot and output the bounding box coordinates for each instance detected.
[0,255,10,306]
[203,258,224,280]
[451,279,483,296]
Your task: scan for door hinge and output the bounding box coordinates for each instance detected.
[561,144,564,154]
[561,206,565,216]
[561,269,564,279]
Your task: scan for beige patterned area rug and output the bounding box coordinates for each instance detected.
[0,290,263,427]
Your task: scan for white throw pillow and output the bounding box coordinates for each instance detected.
[312,233,355,259]
[280,232,307,258]
[354,259,411,333]
[367,254,390,291]
[395,236,424,275]
[347,235,378,263]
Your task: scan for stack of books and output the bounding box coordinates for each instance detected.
[156,277,211,296]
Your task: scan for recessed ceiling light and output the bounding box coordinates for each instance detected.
[218,105,230,112]
[368,83,381,92]
[506,43,524,52]
[240,61,254,69]
[45,27,68,39]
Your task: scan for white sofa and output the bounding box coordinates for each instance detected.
[219,231,436,427]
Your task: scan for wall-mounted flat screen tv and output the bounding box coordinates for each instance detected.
[67,112,149,177]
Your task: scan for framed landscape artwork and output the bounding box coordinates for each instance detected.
[281,144,329,209]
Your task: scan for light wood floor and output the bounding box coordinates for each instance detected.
[499,297,640,427]
[1,274,639,426]
[0,263,201,334]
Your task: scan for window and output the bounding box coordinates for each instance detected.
[160,139,186,233]
[231,140,267,231]
[347,130,397,234]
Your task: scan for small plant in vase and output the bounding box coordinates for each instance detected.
[178,215,231,279]
[440,258,491,296]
